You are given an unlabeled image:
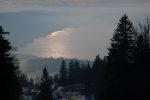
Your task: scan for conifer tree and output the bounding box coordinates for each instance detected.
[84,62,92,94]
[37,67,53,100]
[0,26,21,100]
[92,55,105,100]
[73,60,80,83]
[59,60,67,85]
[106,14,136,100]
[132,16,150,99]
[68,60,74,84]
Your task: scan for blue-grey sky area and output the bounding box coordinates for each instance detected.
[0,0,150,60]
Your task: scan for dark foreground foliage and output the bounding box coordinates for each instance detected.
[0,26,22,100]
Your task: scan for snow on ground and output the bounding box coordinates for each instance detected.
[22,87,94,100]
[54,88,94,100]
[62,95,85,100]
[22,95,32,100]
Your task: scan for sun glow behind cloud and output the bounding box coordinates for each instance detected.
[19,28,74,58]
[19,23,112,60]
[7,0,149,60]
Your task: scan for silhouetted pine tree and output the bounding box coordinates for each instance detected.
[34,76,41,89]
[85,62,91,84]
[73,60,80,83]
[68,60,74,84]
[29,77,34,88]
[0,26,21,100]
[19,72,29,88]
[131,35,146,99]
[105,14,136,100]
[37,67,53,100]
[59,60,67,85]
[53,74,59,84]
[132,16,150,99]
[84,62,92,95]
[92,55,105,100]
[80,63,86,83]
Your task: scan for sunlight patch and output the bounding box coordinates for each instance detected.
[19,28,74,58]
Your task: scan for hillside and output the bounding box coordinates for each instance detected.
[18,55,93,77]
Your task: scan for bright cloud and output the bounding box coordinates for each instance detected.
[19,23,112,60]
[19,28,74,58]
[1,0,150,60]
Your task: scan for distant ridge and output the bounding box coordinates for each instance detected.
[19,55,93,78]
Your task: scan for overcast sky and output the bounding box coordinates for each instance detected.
[0,0,150,60]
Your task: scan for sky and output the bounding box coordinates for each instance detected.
[0,0,150,60]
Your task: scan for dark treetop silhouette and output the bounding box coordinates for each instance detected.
[36,67,53,100]
[0,26,22,100]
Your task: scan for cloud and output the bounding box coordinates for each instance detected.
[19,28,74,58]
[0,0,150,12]
[1,0,150,60]
[1,0,150,5]
[18,22,113,60]
[1,2,148,60]
[16,8,150,60]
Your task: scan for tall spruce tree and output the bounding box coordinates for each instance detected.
[73,60,80,83]
[92,55,103,82]
[132,16,150,99]
[106,14,136,100]
[84,62,92,95]
[92,55,105,100]
[85,62,91,84]
[0,26,21,100]
[37,67,53,100]
[59,60,67,85]
[68,60,74,84]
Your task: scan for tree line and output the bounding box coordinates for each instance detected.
[58,59,93,85]
[58,14,150,100]
[0,14,150,100]
[104,14,150,100]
